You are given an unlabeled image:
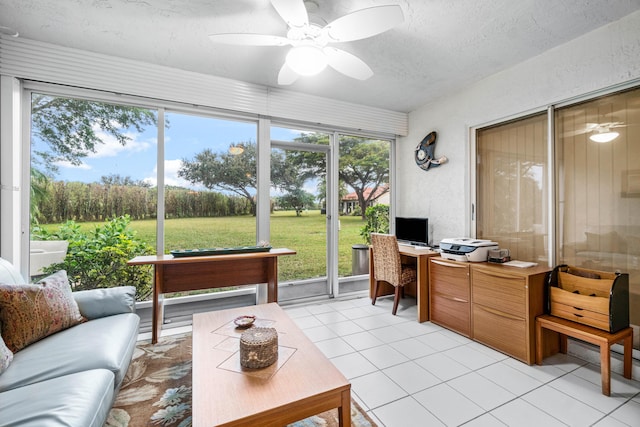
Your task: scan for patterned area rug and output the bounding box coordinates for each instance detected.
[105,333,377,427]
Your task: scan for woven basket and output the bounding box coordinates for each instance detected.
[239,327,278,369]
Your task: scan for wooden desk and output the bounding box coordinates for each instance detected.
[128,248,296,343]
[369,245,439,322]
[192,303,351,427]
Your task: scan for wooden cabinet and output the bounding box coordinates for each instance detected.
[429,258,550,364]
[471,264,548,364]
[429,258,471,337]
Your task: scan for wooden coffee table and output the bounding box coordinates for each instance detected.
[192,303,351,427]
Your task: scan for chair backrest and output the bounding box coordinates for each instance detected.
[370,233,402,286]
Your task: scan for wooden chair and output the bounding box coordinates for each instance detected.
[370,233,417,315]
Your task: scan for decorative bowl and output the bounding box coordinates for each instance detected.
[234,315,256,328]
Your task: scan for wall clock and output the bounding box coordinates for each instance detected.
[415,131,447,171]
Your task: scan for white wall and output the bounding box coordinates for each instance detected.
[398,10,640,246]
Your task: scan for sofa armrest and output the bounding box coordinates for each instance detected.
[73,286,136,319]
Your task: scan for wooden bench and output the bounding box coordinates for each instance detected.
[535,314,633,396]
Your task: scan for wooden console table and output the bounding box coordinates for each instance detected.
[128,248,296,343]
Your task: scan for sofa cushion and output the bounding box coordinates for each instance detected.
[0,312,139,393]
[0,369,114,427]
[0,335,12,375]
[585,231,626,253]
[0,270,85,352]
[73,286,136,320]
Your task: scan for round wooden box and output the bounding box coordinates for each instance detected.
[239,327,278,369]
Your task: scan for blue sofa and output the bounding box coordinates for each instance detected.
[0,258,140,427]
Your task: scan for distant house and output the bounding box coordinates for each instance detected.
[341,184,389,214]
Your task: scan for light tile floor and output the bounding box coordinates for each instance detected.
[282,295,640,427]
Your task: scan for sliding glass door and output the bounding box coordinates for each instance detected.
[476,85,640,349]
[476,114,548,262]
[555,87,640,335]
[270,127,331,300]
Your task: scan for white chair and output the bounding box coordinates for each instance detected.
[29,240,69,277]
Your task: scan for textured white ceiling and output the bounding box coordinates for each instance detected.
[1,0,640,113]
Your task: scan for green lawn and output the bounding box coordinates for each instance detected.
[38,210,367,281]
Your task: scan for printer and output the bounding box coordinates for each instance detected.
[439,238,499,262]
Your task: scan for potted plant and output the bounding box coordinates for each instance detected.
[352,204,389,275]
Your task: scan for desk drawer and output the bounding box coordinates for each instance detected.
[429,258,470,300]
[472,268,526,318]
[473,303,527,362]
[431,293,471,336]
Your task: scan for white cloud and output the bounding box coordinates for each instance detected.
[55,126,154,171]
[86,128,153,159]
[143,159,205,190]
[53,160,91,170]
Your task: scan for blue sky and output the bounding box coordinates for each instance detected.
[46,113,302,192]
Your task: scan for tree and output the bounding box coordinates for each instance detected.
[178,134,389,219]
[339,137,389,219]
[287,134,389,219]
[101,174,151,188]
[178,142,258,214]
[30,169,50,225]
[30,94,157,173]
[276,189,316,216]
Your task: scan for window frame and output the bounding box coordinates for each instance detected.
[8,80,396,299]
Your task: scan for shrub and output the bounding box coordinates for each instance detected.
[32,215,154,300]
[359,204,389,245]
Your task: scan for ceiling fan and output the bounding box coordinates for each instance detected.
[208,0,404,85]
[563,121,627,142]
[588,122,624,143]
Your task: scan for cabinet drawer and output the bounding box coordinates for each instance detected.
[549,301,610,330]
[472,268,526,318]
[473,303,527,362]
[430,258,470,300]
[431,293,471,336]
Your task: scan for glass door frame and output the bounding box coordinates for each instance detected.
[270,134,336,297]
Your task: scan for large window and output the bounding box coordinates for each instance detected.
[163,112,258,251]
[29,93,158,299]
[25,87,395,304]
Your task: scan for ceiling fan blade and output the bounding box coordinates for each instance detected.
[323,5,404,42]
[323,47,373,80]
[208,33,291,46]
[270,0,308,28]
[277,63,300,85]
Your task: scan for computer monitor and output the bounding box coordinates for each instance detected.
[395,217,429,247]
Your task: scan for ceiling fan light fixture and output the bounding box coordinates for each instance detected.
[589,129,619,143]
[285,45,328,76]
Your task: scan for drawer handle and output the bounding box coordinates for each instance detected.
[573,306,584,311]
[432,259,467,268]
[478,305,522,321]
[573,314,584,318]
[439,294,468,303]
[475,270,518,280]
